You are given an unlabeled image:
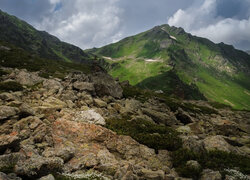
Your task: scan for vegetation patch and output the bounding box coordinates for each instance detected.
[105,118,182,151]
[172,148,250,180]
[0,81,23,92]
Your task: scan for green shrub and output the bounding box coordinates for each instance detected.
[105,118,182,151]
[0,81,23,92]
[171,148,250,179]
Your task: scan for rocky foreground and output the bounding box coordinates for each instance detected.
[0,67,250,180]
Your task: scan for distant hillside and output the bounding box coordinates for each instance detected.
[246,50,250,55]
[88,24,250,110]
[0,9,93,64]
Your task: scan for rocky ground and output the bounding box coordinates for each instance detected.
[0,67,250,180]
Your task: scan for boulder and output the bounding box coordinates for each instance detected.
[43,79,63,91]
[94,99,107,108]
[200,169,222,180]
[73,110,106,125]
[39,97,67,110]
[14,69,44,86]
[0,106,18,120]
[176,108,194,125]
[73,82,95,93]
[91,72,123,98]
[203,135,232,152]
[39,174,55,180]
[0,172,22,180]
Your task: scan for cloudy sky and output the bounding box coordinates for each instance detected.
[1,0,250,50]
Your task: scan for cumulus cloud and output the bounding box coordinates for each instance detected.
[34,0,122,49]
[168,0,250,50]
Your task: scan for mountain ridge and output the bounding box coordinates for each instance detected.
[88,24,250,110]
[0,9,93,64]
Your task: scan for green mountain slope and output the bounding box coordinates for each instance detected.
[88,24,250,110]
[0,9,93,63]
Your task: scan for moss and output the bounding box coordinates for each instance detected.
[0,163,15,174]
[105,118,182,151]
[171,148,250,179]
[0,81,23,92]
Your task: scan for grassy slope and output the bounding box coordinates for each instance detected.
[0,9,93,64]
[88,25,250,110]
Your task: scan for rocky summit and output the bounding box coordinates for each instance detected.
[0,66,250,180]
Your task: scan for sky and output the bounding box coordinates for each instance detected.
[0,0,250,51]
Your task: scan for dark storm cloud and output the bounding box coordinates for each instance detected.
[0,0,250,50]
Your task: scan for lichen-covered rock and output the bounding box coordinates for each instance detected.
[0,106,18,120]
[203,135,232,152]
[73,81,95,93]
[94,99,107,108]
[13,69,44,86]
[200,169,222,180]
[73,110,106,125]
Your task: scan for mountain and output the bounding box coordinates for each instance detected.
[88,24,250,110]
[246,50,250,55]
[1,9,250,180]
[0,9,93,63]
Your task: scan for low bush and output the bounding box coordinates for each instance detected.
[171,148,250,179]
[0,81,23,92]
[105,118,182,151]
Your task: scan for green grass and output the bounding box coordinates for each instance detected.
[0,41,92,79]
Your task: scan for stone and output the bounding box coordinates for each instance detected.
[19,103,36,117]
[73,82,95,92]
[176,108,194,125]
[73,110,106,125]
[139,168,165,180]
[200,169,222,180]
[43,79,63,91]
[186,160,201,170]
[142,108,177,126]
[0,106,18,120]
[203,135,232,152]
[14,69,44,86]
[91,72,123,98]
[0,172,22,180]
[40,97,67,110]
[0,92,16,101]
[176,126,192,134]
[94,98,107,108]
[61,90,78,101]
[39,174,55,180]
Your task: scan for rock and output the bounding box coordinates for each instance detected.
[0,153,22,172]
[200,169,222,180]
[94,99,107,108]
[61,90,78,101]
[176,126,192,134]
[142,108,177,126]
[14,69,44,86]
[40,97,67,110]
[203,135,232,152]
[91,72,123,98]
[0,106,18,120]
[39,174,55,180]
[186,160,201,170]
[0,132,20,152]
[73,82,95,93]
[181,135,204,153]
[19,103,36,117]
[0,92,16,101]
[73,110,106,125]
[43,79,63,91]
[0,172,22,180]
[15,156,64,177]
[139,168,165,180]
[176,108,194,125]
